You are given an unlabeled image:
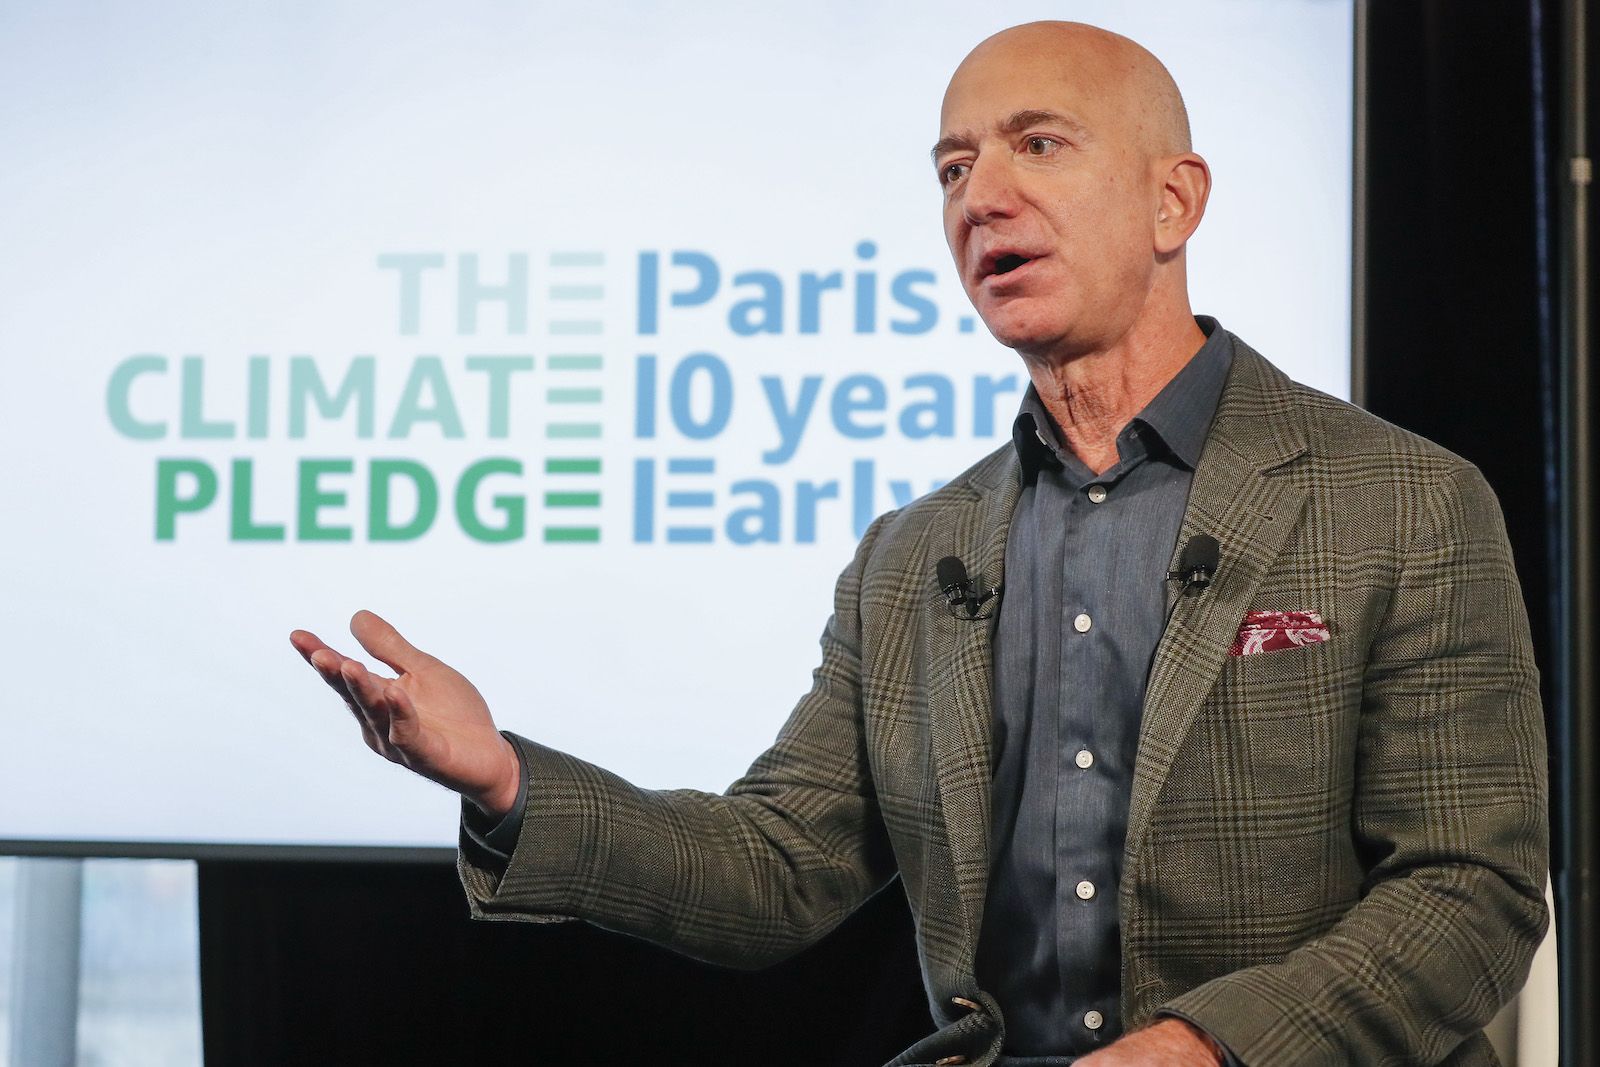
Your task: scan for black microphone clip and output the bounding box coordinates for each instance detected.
[1167,533,1220,596]
[937,555,1002,621]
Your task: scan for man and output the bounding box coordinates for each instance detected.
[292,22,1548,1066]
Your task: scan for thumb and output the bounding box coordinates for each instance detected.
[349,610,431,675]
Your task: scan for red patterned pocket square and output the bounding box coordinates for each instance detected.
[1228,610,1331,656]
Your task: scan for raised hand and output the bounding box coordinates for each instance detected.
[290,610,522,817]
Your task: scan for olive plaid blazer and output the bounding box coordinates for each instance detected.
[460,339,1548,1067]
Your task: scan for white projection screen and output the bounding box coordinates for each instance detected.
[0,1,1353,855]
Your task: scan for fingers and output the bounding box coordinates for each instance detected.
[349,610,432,676]
[384,682,421,751]
[337,658,400,756]
[291,632,361,700]
[289,629,338,667]
[291,629,395,756]
[294,615,437,771]
[290,630,357,697]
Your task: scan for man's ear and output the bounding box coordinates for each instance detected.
[1154,153,1211,254]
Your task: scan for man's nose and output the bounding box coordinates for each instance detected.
[961,152,1020,225]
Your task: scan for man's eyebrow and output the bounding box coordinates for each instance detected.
[931,109,1093,161]
[930,132,976,162]
[1000,109,1092,139]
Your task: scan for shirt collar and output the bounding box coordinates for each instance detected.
[1011,316,1234,478]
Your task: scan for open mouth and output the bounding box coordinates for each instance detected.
[992,254,1030,275]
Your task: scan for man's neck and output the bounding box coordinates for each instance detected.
[1023,314,1208,475]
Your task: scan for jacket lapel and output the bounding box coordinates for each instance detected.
[924,451,1021,961]
[1123,344,1310,867]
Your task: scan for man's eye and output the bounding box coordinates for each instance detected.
[1026,136,1056,155]
[940,162,968,185]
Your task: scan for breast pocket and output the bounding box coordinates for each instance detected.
[1211,633,1365,800]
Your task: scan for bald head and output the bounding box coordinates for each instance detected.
[933,20,1211,365]
[945,22,1191,159]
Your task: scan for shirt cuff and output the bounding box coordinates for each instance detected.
[459,731,529,866]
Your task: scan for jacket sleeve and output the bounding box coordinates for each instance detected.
[1162,463,1550,1065]
[456,515,899,970]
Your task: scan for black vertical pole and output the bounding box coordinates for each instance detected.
[1349,0,1368,410]
[1558,0,1597,1060]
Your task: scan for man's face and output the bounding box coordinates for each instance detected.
[935,39,1163,358]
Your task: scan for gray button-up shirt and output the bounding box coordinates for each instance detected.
[977,321,1232,1063]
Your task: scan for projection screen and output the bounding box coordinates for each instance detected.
[0,0,1354,854]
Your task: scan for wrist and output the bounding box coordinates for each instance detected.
[1172,1019,1227,1065]
[470,734,522,818]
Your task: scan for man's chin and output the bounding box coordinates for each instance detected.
[969,286,1061,334]
[972,310,1059,353]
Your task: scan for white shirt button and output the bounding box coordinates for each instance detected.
[1076,880,1096,900]
[1075,749,1094,769]
[1084,1010,1104,1030]
[1087,485,1108,503]
[1074,613,1092,633]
